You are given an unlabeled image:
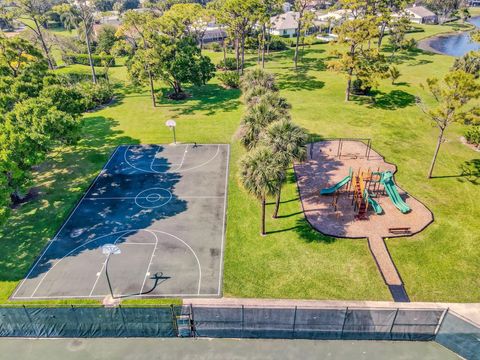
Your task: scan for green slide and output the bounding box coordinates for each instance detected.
[366,191,383,215]
[380,171,411,214]
[320,168,352,195]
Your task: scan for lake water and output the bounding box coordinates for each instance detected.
[429,17,480,57]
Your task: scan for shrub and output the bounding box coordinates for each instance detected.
[218,71,240,89]
[40,85,86,115]
[268,37,288,51]
[351,79,371,95]
[52,72,108,84]
[453,51,480,78]
[96,25,117,54]
[465,126,480,146]
[217,57,237,71]
[76,81,114,110]
[211,42,222,52]
[62,53,116,67]
[402,38,417,51]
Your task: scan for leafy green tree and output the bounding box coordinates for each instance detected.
[128,36,215,99]
[209,0,262,73]
[1,98,79,202]
[375,0,407,48]
[96,25,117,54]
[40,85,85,115]
[94,0,116,12]
[256,0,281,68]
[388,65,401,84]
[239,145,284,235]
[422,0,463,23]
[0,35,48,112]
[118,10,158,106]
[461,6,470,23]
[3,0,55,69]
[453,51,480,79]
[328,0,389,101]
[388,14,411,59]
[159,3,212,48]
[0,157,10,224]
[293,0,309,69]
[262,119,306,218]
[417,70,480,178]
[114,0,140,13]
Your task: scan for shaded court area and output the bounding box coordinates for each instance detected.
[11,144,229,299]
[0,338,459,360]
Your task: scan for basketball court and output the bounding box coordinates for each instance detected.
[11,144,229,299]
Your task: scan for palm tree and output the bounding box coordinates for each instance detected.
[239,146,284,236]
[240,68,277,93]
[263,119,307,218]
[240,93,290,149]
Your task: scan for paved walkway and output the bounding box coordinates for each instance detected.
[367,236,409,302]
[368,236,402,285]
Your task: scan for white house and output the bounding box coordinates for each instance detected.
[405,6,438,24]
[270,11,299,37]
[315,9,351,34]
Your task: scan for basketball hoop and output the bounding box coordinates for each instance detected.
[165,119,177,144]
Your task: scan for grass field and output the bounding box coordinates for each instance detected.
[0,22,478,303]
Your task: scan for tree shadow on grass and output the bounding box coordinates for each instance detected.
[0,117,140,284]
[277,69,325,91]
[432,159,480,185]
[162,83,241,116]
[354,90,416,110]
[382,46,435,66]
[295,218,336,244]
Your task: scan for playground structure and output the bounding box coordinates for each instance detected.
[320,167,411,221]
[295,140,433,303]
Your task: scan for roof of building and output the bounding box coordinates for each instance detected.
[406,6,436,18]
[270,11,299,31]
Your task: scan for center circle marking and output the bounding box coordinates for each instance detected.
[146,193,162,202]
[135,188,172,209]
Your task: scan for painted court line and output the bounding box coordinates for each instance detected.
[11,147,121,299]
[88,233,129,296]
[139,231,159,295]
[12,145,228,300]
[218,145,230,296]
[83,196,224,200]
[123,144,221,174]
[13,293,219,299]
[25,229,202,299]
[170,144,189,172]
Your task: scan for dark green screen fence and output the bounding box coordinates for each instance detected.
[188,306,445,341]
[0,306,179,337]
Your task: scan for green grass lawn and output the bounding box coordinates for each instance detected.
[0,23,479,303]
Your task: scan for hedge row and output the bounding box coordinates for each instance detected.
[62,53,115,67]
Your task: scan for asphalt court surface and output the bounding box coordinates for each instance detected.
[12,144,229,299]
